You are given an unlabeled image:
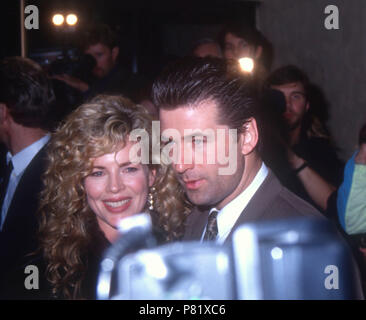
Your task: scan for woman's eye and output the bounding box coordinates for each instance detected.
[90,170,103,177]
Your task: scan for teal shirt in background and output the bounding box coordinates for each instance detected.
[337,152,366,234]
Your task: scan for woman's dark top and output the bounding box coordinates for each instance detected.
[0,211,168,299]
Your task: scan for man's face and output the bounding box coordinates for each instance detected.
[85,43,119,78]
[159,100,247,209]
[224,32,258,60]
[270,82,309,130]
[194,43,222,58]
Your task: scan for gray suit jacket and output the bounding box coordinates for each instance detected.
[183,170,323,243]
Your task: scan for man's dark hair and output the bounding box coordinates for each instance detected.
[219,23,264,49]
[80,24,119,51]
[191,38,221,55]
[0,57,55,130]
[152,56,260,134]
[219,23,273,70]
[266,65,332,139]
[266,65,310,97]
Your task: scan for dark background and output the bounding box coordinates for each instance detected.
[4,0,362,160]
[1,0,257,79]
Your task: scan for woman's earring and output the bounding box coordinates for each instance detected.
[148,187,156,211]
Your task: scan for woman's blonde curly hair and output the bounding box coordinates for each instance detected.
[38,95,191,299]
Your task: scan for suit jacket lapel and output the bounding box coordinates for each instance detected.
[1,145,47,232]
[224,170,281,243]
[183,170,283,243]
[183,206,209,241]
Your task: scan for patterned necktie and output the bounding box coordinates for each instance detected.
[203,209,219,241]
[0,160,13,211]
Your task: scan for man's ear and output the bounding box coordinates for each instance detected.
[111,47,119,63]
[305,100,310,113]
[239,118,259,155]
[254,45,263,60]
[0,103,8,124]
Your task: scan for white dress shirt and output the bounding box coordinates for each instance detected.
[0,134,50,230]
[201,162,269,244]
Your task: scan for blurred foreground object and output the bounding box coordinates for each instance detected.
[98,216,363,300]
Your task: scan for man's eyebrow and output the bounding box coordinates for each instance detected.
[183,131,208,139]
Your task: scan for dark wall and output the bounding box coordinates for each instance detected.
[7,0,257,80]
[0,2,20,59]
[258,0,366,160]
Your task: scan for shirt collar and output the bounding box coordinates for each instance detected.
[7,134,50,176]
[216,162,269,242]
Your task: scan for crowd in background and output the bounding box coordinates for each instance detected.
[0,22,365,300]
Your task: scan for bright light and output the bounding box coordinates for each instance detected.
[66,14,78,26]
[238,57,254,73]
[143,253,168,280]
[52,14,64,26]
[271,247,283,260]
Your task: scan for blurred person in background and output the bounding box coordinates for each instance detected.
[219,23,273,82]
[337,123,366,294]
[192,38,223,58]
[53,24,142,102]
[264,65,344,214]
[0,57,54,298]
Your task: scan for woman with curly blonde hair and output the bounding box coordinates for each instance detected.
[38,95,190,299]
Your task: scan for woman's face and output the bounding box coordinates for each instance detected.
[84,141,155,242]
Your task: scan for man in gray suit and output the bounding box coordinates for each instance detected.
[152,57,322,243]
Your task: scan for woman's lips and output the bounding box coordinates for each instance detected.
[184,179,205,190]
[103,198,131,213]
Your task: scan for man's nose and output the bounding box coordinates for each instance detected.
[285,95,292,109]
[233,47,240,59]
[173,146,194,174]
[174,161,194,174]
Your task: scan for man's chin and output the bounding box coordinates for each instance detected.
[93,70,107,79]
[286,120,301,131]
[186,190,212,206]
[94,74,105,79]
